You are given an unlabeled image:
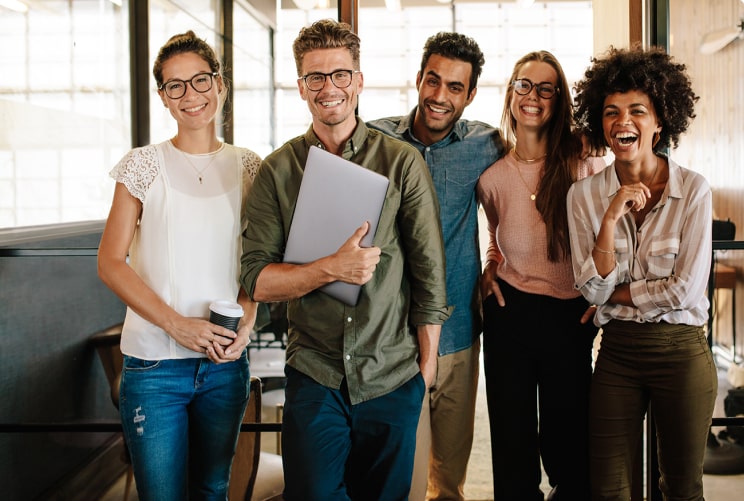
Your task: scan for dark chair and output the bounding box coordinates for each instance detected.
[704,218,744,475]
[229,377,284,501]
[90,323,133,501]
[711,218,738,360]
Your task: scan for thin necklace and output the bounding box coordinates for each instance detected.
[511,148,541,201]
[512,146,547,164]
[642,156,660,187]
[172,140,221,184]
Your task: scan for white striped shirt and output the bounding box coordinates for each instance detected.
[567,157,712,327]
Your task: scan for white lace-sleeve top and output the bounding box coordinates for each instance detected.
[109,140,260,359]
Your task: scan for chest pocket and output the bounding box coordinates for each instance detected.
[443,167,479,210]
[646,233,680,279]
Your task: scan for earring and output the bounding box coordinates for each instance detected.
[652,131,661,148]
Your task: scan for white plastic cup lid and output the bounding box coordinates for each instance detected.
[209,300,244,318]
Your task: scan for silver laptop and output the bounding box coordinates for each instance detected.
[283,146,390,305]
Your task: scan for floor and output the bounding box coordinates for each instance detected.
[463,350,744,500]
[101,346,744,501]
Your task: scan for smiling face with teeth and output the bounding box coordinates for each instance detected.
[602,89,662,164]
[298,47,362,137]
[508,61,558,136]
[413,54,476,145]
[158,52,223,134]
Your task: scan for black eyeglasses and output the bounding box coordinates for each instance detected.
[512,78,559,99]
[299,70,360,91]
[160,72,218,99]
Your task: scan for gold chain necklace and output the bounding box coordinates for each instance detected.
[172,140,221,184]
[512,146,547,164]
[511,148,542,201]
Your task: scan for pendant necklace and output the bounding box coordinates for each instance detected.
[173,139,221,184]
[511,147,544,201]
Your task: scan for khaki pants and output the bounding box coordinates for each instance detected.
[409,339,480,501]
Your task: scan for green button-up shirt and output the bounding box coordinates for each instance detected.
[241,120,451,404]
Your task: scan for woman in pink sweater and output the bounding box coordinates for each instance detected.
[476,51,604,501]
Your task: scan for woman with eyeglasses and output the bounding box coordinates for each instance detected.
[98,31,260,500]
[569,45,715,500]
[476,51,604,500]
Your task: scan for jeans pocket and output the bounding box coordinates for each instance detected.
[414,371,426,398]
[122,354,162,372]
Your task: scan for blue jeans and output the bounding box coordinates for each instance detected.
[119,353,250,501]
[281,365,425,501]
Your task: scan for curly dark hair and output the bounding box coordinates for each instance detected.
[420,32,485,96]
[573,45,698,153]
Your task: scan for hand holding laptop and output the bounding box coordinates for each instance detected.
[283,146,390,305]
[328,221,381,286]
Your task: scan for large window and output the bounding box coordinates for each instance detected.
[232,3,274,158]
[0,0,274,229]
[0,0,130,228]
[1,0,594,229]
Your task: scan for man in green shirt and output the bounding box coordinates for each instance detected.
[240,19,451,501]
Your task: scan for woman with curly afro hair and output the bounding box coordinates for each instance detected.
[567,45,716,500]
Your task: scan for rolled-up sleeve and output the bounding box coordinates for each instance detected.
[240,156,295,300]
[398,152,452,326]
[568,160,712,326]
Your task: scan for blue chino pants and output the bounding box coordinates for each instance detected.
[281,365,425,501]
[119,353,250,501]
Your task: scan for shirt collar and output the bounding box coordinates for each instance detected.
[396,107,464,146]
[665,158,684,200]
[302,118,369,160]
[606,154,682,203]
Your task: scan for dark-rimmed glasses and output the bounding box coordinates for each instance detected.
[512,78,559,99]
[299,70,360,91]
[160,72,218,99]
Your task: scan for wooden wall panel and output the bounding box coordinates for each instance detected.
[669,0,744,359]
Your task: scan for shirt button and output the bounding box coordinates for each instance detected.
[345,354,351,360]
[346,317,352,323]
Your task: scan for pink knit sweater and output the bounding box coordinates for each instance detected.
[477,154,605,299]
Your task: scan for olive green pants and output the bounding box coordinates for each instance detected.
[590,321,717,500]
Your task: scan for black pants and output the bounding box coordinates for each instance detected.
[483,279,598,501]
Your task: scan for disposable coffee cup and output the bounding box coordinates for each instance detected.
[209,300,244,333]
